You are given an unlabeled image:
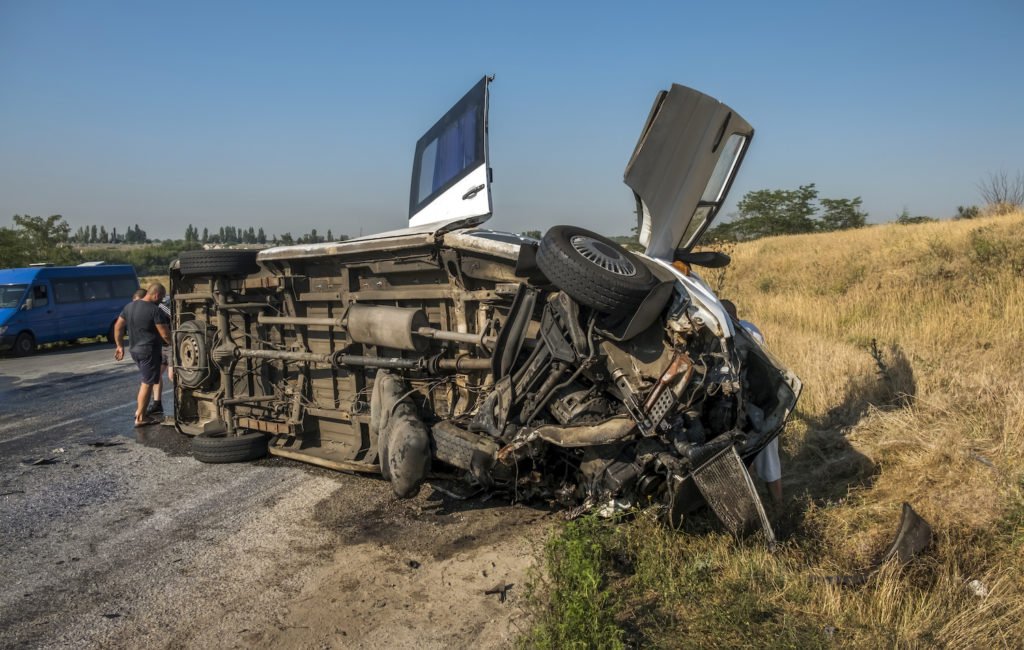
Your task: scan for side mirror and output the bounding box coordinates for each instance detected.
[674,250,731,268]
[22,298,34,310]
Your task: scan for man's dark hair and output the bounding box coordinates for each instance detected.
[132,289,147,300]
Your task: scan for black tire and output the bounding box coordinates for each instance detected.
[192,432,268,464]
[535,225,656,315]
[178,250,259,277]
[12,332,35,357]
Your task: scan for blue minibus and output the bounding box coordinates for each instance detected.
[0,264,140,356]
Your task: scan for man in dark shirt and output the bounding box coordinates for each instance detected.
[114,283,171,426]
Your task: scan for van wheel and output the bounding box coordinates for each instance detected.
[535,225,656,315]
[179,250,260,277]
[12,332,35,357]
[192,432,268,463]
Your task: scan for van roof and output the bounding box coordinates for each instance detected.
[0,265,137,284]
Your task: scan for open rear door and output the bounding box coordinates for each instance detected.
[624,84,753,260]
[409,76,492,229]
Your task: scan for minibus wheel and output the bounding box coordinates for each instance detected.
[13,332,35,356]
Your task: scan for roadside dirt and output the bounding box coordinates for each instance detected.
[249,479,553,649]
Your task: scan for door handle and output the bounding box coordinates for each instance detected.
[462,184,485,200]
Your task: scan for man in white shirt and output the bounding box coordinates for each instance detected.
[721,299,783,505]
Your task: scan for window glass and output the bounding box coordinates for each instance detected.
[700,134,747,203]
[54,281,83,304]
[417,140,438,205]
[113,277,139,298]
[82,279,113,300]
[0,284,28,308]
[32,285,48,307]
[681,206,714,249]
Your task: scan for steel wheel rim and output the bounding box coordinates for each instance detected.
[179,335,201,369]
[570,235,637,277]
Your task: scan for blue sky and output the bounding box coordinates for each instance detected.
[1,1,1021,240]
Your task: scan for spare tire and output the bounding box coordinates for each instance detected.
[192,432,268,464]
[536,225,656,315]
[179,250,259,277]
[175,320,212,389]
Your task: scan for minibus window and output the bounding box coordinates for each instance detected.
[32,285,48,308]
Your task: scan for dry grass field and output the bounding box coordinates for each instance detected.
[525,211,1024,648]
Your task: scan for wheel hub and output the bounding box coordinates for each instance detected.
[179,335,201,369]
[570,235,637,276]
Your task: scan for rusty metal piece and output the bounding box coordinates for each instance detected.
[881,502,932,565]
[235,348,334,365]
[416,326,496,347]
[258,314,345,327]
[267,444,381,474]
[346,304,428,352]
[236,417,298,435]
[531,416,637,448]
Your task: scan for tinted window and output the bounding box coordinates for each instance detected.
[113,276,139,298]
[82,279,113,300]
[54,281,83,304]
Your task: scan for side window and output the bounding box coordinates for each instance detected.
[82,279,113,301]
[32,285,49,308]
[113,277,139,298]
[54,280,83,304]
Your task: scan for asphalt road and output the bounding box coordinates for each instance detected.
[0,343,542,649]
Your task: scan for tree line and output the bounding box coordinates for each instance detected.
[0,216,353,274]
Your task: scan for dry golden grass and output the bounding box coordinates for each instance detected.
[527,212,1024,648]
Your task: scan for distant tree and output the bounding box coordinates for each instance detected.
[90,225,98,243]
[279,232,294,245]
[732,184,820,239]
[955,205,981,220]
[978,170,1024,215]
[2,215,81,266]
[326,229,333,241]
[819,197,867,231]
[201,227,209,244]
[99,225,108,243]
[895,208,936,225]
[256,227,266,244]
[520,230,543,239]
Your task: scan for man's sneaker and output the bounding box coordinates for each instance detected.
[146,401,164,416]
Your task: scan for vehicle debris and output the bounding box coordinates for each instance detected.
[965,579,989,599]
[169,79,802,535]
[22,457,59,466]
[484,582,514,603]
[821,502,933,586]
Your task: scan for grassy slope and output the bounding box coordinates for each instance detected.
[524,212,1024,649]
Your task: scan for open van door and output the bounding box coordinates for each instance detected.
[624,84,753,261]
[408,76,492,229]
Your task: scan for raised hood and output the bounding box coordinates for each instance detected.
[624,84,753,260]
